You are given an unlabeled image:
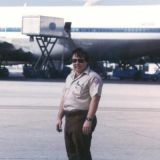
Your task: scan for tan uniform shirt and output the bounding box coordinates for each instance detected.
[63,67,103,111]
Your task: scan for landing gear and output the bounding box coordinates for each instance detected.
[0,67,9,78]
[23,63,58,79]
[90,61,111,80]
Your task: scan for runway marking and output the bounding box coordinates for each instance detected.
[99,107,160,112]
[0,105,160,112]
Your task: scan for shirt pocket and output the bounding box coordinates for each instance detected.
[73,81,89,98]
[73,85,82,97]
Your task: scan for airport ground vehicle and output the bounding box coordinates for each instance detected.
[113,66,140,80]
[113,64,160,81]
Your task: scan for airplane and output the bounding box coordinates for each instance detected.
[1,5,160,78]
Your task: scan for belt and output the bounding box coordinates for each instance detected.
[64,110,88,117]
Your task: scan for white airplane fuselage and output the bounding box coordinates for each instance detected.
[1,5,160,64]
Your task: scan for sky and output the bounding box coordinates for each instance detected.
[0,0,160,6]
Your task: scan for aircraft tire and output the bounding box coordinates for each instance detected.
[0,67,9,78]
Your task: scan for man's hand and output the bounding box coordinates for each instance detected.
[56,118,62,132]
[82,120,92,135]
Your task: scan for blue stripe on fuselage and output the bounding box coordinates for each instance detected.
[1,27,160,33]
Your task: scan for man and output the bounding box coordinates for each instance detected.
[56,48,103,160]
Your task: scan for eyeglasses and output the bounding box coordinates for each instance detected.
[72,58,85,63]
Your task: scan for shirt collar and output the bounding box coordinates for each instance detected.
[83,66,90,75]
[71,66,90,79]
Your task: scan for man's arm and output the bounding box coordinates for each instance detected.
[56,94,65,132]
[82,94,101,135]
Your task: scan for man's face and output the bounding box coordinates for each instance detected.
[72,54,88,74]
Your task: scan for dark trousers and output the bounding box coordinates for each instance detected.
[64,110,97,160]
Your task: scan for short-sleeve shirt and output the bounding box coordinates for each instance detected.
[63,67,103,111]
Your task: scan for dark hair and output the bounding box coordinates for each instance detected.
[71,48,89,62]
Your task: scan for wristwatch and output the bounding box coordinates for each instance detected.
[86,117,93,122]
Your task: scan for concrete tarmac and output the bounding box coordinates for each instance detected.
[0,80,160,160]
